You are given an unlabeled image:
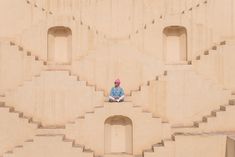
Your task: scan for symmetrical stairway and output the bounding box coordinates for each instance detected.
[130,65,231,125]
[71,40,166,95]
[1,0,235,156]
[4,70,105,125]
[1,41,235,157]
[66,102,170,155]
[32,102,171,156]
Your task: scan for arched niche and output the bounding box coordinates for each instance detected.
[104,116,133,154]
[163,26,187,64]
[47,26,72,64]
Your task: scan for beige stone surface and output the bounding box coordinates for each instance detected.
[5,70,104,125]
[144,134,227,157]
[3,135,93,157]
[65,102,170,155]
[0,0,235,157]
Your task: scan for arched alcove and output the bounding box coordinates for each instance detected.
[47,26,72,64]
[104,116,133,154]
[163,26,187,64]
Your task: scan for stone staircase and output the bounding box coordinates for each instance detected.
[0,95,41,155]
[191,39,235,89]
[9,41,47,66]
[143,135,175,157]
[27,101,171,157]
[1,1,235,157]
[128,39,235,157]
[130,64,231,123]
[2,134,94,157]
[0,95,42,128]
[129,70,168,97]
[190,40,227,63]
[4,70,105,125]
[0,40,46,94]
[172,97,235,134]
[143,131,227,157]
[0,36,234,157]
[193,39,235,63]
[64,101,170,156]
[104,153,137,157]
[128,39,234,98]
[1,40,107,96]
[140,94,235,157]
[129,64,202,100]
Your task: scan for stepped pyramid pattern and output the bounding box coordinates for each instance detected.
[1,0,235,157]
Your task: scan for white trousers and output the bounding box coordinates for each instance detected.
[109,95,125,102]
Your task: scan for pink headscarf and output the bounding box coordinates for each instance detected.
[114,79,121,85]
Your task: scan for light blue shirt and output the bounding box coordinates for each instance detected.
[110,87,124,98]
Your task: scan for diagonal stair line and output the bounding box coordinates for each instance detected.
[68,71,106,96]
[0,95,42,128]
[130,39,230,97]
[5,40,107,97]
[68,101,161,125]
[141,85,235,156]
[129,70,168,97]
[23,0,109,42]
[9,41,47,66]
[60,101,169,157]
[3,138,34,155]
[171,97,235,131]
[11,39,231,98]
[0,82,104,130]
[189,40,227,63]
[2,134,94,157]
[143,130,235,156]
[142,135,176,155]
[2,41,106,99]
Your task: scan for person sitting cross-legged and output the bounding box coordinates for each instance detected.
[109,79,125,102]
